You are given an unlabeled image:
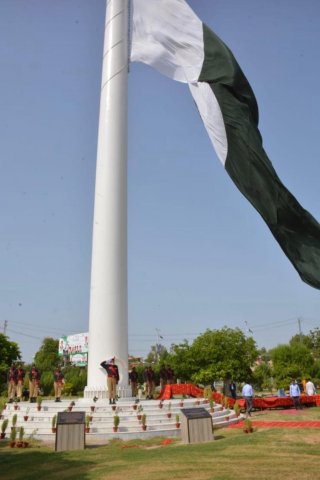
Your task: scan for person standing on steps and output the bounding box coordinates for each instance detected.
[53,366,65,402]
[7,364,17,403]
[16,364,25,402]
[28,364,41,402]
[100,357,120,404]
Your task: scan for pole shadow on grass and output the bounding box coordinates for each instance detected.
[0,442,96,480]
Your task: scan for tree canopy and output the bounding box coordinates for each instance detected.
[166,328,258,385]
[0,334,21,393]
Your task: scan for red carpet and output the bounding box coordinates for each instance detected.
[229,420,320,428]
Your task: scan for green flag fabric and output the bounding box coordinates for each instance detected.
[131,0,320,289]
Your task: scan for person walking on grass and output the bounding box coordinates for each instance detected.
[242,381,254,417]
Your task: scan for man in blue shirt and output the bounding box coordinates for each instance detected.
[289,379,302,409]
[242,382,254,417]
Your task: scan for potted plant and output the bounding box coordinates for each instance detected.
[14,399,19,411]
[36,397,43,411]
[85,415,91,433]
[1,419,9,439]
[158,400,163,409]
[9,427,17,448]
[166,402,172,418]
[141,414,147,431]
[243,418,253,433]
[175,414,180,428]
[113,414,120,432]
[233,401,241,417]
[137,405,143,421]
[24,407,30,421]
[51,414,57,433]
[132,403,138,410]
[16,426,24,448]
[209,399,214,413]
[11,413,17,431]
[68,401,75,412]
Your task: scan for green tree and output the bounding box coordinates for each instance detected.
[0,334,21,394]
[34,337,60,371]
[309,328,320,359]
[252,363,273,390]
[271,343,314,388]
[145,344,168,365]
[166,328,258,385]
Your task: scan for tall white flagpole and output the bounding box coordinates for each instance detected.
[85,0,129,399]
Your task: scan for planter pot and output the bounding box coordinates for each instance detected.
[176,423,180,428]
[16,441,23,448]
[179,402,184,407]
[89,416,93,422]
[141,425,147,431]
[52,427,57,433]
[22,442,29,448]
[23,416,29,421]
[90,406,95,412]
[113,427,118,432]
[158,403,163,409]
[132,405,137,410]
[220,406,224,411]
[112,405,116,411]
[68,407,73,412]
[210,408,214,413]
[0,433,6,439]
[85,427,90,433]
[14,405,19,411]
[9,441,16,448]
[137,415,142,421]
[166,413,172,418]
[225,417,230,421]
[37,406,42,411]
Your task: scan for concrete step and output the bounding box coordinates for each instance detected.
[1,398,241,443]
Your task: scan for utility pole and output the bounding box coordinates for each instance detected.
[3,320,8,335]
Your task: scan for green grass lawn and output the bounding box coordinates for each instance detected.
[1,407,320,480]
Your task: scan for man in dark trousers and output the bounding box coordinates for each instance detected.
[100,357,120,404]
[53,366,65,402]
[129,366,138,397]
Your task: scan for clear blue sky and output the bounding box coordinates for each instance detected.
[0,0,319,363]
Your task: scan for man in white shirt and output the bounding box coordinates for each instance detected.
[305,378,316,396]
[242,382,254,417]
[289,379,302,409]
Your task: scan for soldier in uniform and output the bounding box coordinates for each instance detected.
[100,357,119,404]
[16,364,25,402]
[29,364,41,402]
[166,365,174,385]
[145,366,155,399]
[129,366,138,397]
[53,366,65,402]
[7,364,17,403]
[159,365,167,391]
